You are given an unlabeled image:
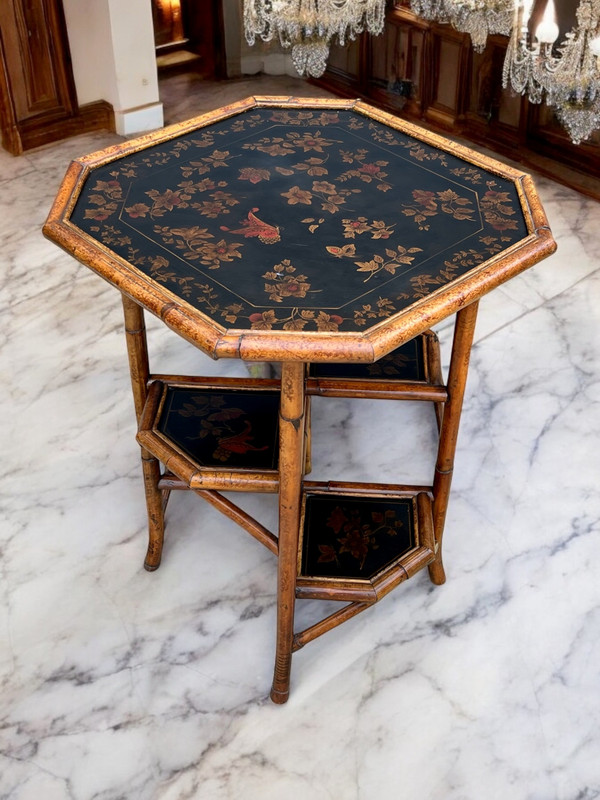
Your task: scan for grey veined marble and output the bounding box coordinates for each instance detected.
[1,73,599,800]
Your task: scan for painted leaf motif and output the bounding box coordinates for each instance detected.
[356,260,379,272]
[318,545,338,563]
[326,244,357,258]
[315,312,342,331]
[312,181,336,194]
[452,208,475,220]
[208,408,245,422]
[283,318,308,331]
[437,189,460,202]
[238,167,270,183]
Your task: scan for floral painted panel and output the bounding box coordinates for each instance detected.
[301,494,416,580]
[157,387,280,470]
[70,108,528,333]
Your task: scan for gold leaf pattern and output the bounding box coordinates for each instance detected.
[402,188,475,230]
[354,244,423,282]
[326,244,357,258]
[262,259,317,303]
[341,217,395,239]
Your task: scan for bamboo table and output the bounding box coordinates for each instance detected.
[44,97,555,703]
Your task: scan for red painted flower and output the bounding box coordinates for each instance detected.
[249,310,279,330]
[239,167,270,184]
[327,506,347,535]
[125,203,150,218]
[412,189,437,210]
[358,163,382,176]
[93,180,122,198]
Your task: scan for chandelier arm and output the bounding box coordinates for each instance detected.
[410,0,600,142]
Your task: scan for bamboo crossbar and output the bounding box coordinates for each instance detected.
[148,374,281,391]
[295,581,379,603]
[158,472,279,493]
[306,379,448,402]
[147,374,447,403]
[293,602,372,650]
[193,489,279,555]
[303,480,433,496]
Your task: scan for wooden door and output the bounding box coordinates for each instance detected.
[0,0,112,155]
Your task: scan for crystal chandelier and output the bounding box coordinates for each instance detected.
[410,0,600,144]
[243,0,386,78]
[411,0,513,52]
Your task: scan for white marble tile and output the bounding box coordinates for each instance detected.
[1,73,600,800]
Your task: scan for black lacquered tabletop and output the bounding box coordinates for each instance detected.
[70,107,527,333]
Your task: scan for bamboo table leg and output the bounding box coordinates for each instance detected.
[121,295,166,571]
[271,361,307,704]
[429,301,479,585]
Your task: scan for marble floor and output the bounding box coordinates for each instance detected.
[1,73,600,800]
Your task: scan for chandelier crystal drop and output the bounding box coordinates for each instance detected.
[243,0,386,78]
[411,0,513,52]
[410,0,600,144]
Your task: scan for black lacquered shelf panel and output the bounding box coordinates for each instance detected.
[301,493,415,580]
[136,380,282,492]
[296,483,436,603]
[157,384,280,470]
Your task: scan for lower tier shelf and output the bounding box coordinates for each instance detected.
[137,379,281,491]
[138,331,445,493]
[296,483,436,603]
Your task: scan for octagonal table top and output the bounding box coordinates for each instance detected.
[44,96,556,363]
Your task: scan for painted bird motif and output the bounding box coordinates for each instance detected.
[220,207,280,244]
[212,420,269,462]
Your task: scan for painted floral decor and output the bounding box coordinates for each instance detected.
[157,387,280,470]
[70,108,528,333]
[301,494,416,580]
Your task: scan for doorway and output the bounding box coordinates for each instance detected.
[151,0,226,78]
